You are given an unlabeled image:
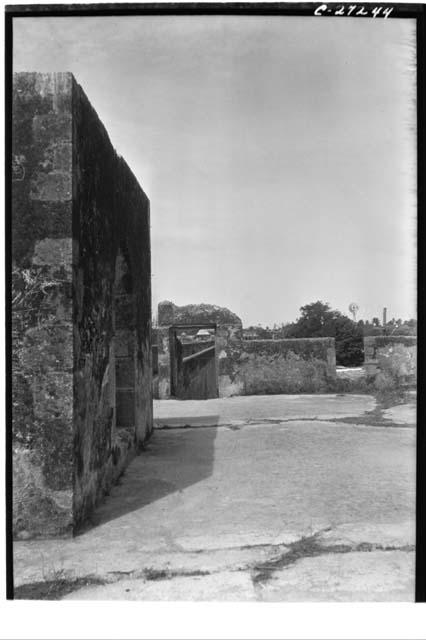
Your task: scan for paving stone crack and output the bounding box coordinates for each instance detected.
[156,415,413,430]
[249,532,415,585]
[13,529,415,599]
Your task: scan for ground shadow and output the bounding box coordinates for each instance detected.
[77,417,219,533]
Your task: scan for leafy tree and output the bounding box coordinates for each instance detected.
[287,301,364,366]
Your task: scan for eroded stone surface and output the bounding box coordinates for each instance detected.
[12,72,152,538]
[12,73,75,537]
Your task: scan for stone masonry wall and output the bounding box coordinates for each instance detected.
[363,335,417,384]
[72,77,152,526]
[12,72,152,538]
[12,73,74,538]
[236,338,336,395]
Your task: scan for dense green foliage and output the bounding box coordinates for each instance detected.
[281,301,363,367]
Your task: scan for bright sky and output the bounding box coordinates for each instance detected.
[13,15,417,326]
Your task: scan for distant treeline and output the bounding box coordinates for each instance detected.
[244,301,417,367]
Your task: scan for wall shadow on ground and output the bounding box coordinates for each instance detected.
[76,420,218,532]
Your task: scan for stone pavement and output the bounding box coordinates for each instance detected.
[153,393,377,427]
[13,394,416,601]
[383,403,416,425]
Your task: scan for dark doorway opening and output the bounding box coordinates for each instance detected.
[169,324,218,399]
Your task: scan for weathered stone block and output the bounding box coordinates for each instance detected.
[116,358,135,387]
[115,295,135,329]
[115,330,134,357]
[116,390,135,427]
[53,142,72,172]
[32,114,73,143]
[32,237,72,272]
[30,171,72,201]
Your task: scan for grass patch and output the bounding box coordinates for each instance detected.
[142,568,210,581]
[14,567,211,600]
[14,574,107,600]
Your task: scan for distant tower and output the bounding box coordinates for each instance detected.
[348,302,359,322]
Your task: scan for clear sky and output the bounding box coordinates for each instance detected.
[13,15,417,326]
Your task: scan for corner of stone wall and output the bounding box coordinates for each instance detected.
[12,72,152,538]
[12,72,75,539]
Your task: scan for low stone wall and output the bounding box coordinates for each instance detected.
[12,72,152,538]
[236,338,336,395]
[363,335,417,386]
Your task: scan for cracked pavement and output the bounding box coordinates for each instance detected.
[13,393,416,601]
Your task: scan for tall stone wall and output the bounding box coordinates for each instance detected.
[12,72,152,538]
[72,77,152,525]
[12,73,74,538]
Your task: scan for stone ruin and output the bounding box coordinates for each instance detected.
[12,72,152,538]
[155,300,243,399]
[155,301,336,399]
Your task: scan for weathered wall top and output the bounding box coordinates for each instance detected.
[364,335,417,348]
[158,300,242,327]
